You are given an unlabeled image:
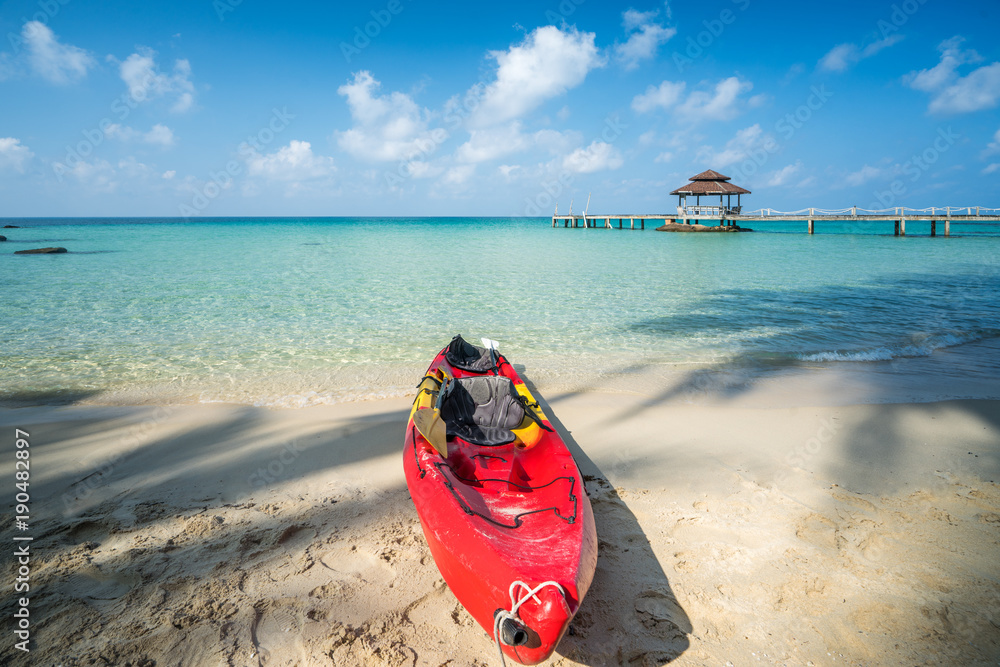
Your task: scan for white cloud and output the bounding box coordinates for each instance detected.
[63,158,117,192]
[623,8,658,31]
[442,165,475,186]
[144,124,175,147]
[697,124,776,169]
[335,71,445,162]
[402,161,441,179]
[928,64,1000,114]
[634,77,752,120]
[818,44,855,73]
[0,21,94,84]
[632,80,686,113]
[654,151,673,163]
[766,161,802,186]
[117,156,152,178]
[906,37,1000,114]
[119,48,195,112]
[0,137,34,173]
[819,34,903,73]
[562,141,624,173]
[455,123,530,163]
[106,123,176,147]
[497,164,523,182]
[19,21,94,84]
[105,124,138,141]
[907,37,975,92]
[615,9,676,71]
[452,122,576,164]
[843,164,882,187]
[245,140,335,182]
[677,76,753,121]
[469,26,604,127]
[983,128,1000,157]
[162,170,176,180]
[982,163,999,174]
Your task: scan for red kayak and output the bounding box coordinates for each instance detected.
[403,336,598,665]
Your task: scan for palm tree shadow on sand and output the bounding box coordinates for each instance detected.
[522,375,693,666]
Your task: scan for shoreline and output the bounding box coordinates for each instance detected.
[4,334,999,410]
[1,385,998,665]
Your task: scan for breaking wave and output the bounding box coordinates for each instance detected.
[797,331,998,363]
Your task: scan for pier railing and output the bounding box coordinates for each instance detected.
[740,206,1000,217]
[551,205,1000,235]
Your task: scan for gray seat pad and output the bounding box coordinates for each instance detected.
[440,376,525,446]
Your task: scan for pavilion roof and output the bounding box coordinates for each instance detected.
[690,169,731,181]
[670,169,751,195]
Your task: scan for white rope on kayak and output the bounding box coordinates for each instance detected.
[493,579,566,667]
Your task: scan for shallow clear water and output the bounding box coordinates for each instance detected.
[2,217,998,406]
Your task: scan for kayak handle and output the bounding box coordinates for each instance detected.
[495,613,528,646]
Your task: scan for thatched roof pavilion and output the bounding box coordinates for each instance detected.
[670,169,750,214]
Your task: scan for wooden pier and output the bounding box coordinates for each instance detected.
[552,206,1000,236]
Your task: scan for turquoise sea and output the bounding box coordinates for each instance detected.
[2,217,999,407]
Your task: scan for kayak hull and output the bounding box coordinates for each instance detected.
[403,344,598,665]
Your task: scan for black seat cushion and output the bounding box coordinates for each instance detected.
[440,376,524,446]
[444,335,496,373]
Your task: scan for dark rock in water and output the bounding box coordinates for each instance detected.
[15,247,68,254]
[655,221,753,233]
[3,225,20,228]
[0,235,6,242]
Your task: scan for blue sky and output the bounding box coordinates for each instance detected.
[0,0,998,217]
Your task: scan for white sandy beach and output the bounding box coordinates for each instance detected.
[1,373,999,666]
